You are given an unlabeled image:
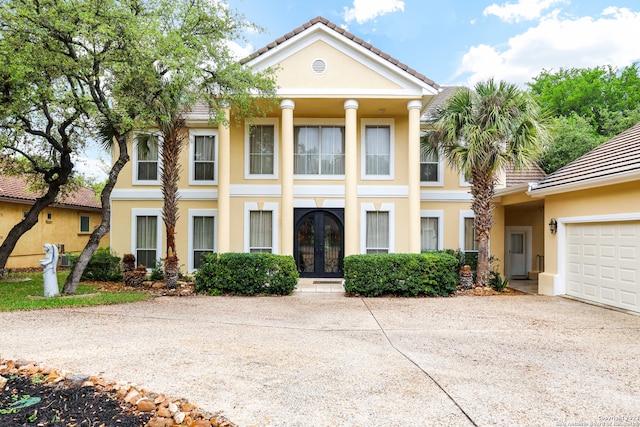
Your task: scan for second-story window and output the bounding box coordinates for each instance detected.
[194,135,215,181]
[294,126,345,176]
[135,134,160,182]
[420,150,439,182]
[249,125,275,175]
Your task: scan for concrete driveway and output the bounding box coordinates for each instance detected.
[1,292,639,426]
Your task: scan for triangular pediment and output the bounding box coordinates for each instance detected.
[244,18,438,98]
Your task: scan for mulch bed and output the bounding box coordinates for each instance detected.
[0,374,151,426]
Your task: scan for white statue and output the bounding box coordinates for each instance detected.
[40,243,59,297]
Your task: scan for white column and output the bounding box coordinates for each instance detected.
[280,100,295,255]
[407,100,422,253]
[218,107,231,253]
[344,99,359,256]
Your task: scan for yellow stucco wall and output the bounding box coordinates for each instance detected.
[538,181,640,294]
[276,40,402,91]
[1,201,107,269]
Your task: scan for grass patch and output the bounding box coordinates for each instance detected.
[0,271,151,311]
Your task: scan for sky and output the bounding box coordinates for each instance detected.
[78,0,640,180]
[226,0,640,87]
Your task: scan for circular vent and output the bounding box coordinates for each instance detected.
[311,58,327,74]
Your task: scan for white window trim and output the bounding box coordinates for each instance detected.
[243,202,279,254]
[189,129,218,185]
[132,131,162,186]
[459,210,476,252]
[292,119,346,180]
[460,172,471,187]
[420,150,444,187]
[131,208,163,271]
[188,209,218,273]
[360,202,395,254]
[244,118,279,180]
[420,210,444,251]
[361,118,395,180]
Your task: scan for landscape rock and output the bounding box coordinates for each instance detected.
[173,411,186,424]
[64,373,90,388]
[0,375,7,390]
[136,398,157,412]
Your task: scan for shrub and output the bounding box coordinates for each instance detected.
[195,253,299,296]
[343,252,458,297]
[150,260,164,281]
[489,271,509,292]
[76,247,123,282]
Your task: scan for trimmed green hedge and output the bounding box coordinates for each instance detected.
[68,247,123,282]
[194,253,299,296]
[343,252,458,297]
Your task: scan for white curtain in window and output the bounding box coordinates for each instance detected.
[249,125,274,174]
[294,127,319,174]
[136,216,157,267]
[195,135,215,180]
[366,211,389,254]
[464,217,478,251]
[137,136,159,180]
[320,127,345,174]
[365,126,390,175]
[250,211,272,252]
[421,217,438,251]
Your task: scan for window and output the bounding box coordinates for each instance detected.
[421,217,439,251]
[135,214,159,268]
[464,217,478,252]
[420,150,440,183]
[80,215,90,233]
[192,216,215,269]
[294,126,345,176]
[362,119,394,179]
[365,211,389,254]
[249,211,273,253]
[135,133,160,182]
[193,134,216,181]
[46,212,52,221]
[249,125,275,175]
[365,126,390,175]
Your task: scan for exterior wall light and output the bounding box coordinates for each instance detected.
[549,218,558,235]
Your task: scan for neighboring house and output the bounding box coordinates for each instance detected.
[0,175,106,269]
[110,16,486,276]
[494,122,640,313]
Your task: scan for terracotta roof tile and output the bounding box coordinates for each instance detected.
[0,175,101,210]
[505,163,547,187]
[240,16,439,90]
[533,122,640,192]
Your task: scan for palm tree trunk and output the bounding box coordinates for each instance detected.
[160,124,184,289]
[470,169,496,287]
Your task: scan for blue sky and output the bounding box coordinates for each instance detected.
[79,0,640,179]
[227,0,640,87]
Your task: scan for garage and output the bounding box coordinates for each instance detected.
[566,221,640,313]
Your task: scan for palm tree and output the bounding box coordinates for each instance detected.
[429,79,550,287]
[136,75,193,289]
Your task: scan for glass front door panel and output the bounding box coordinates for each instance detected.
[297,214,315,273]
[323,216,341,273]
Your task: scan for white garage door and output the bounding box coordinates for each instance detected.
[566,221,640,313]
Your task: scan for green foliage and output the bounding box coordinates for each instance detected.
[0,272,149,311]
[539,115,607,173]
[71,247,123,282]
[195,253,299,296]
[529,63,640,134]
[150,260,164,281]
[489,271,510,292]
[343,253,459,297]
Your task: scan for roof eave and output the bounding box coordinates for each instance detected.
[529,170,640,197]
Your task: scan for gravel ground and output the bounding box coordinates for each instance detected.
[1,292,639,426]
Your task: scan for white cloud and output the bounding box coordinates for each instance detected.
[483,0,568,23]
[456,7,640,87]
[73,156,109,182]
[226,40,255,60]
[343,0,404,25]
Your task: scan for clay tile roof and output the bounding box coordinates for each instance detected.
[533,121,640,192]
[0,175,101,210]
[240,16,439,89]
[505,163,547,187]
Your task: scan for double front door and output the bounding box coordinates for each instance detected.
[294,208,344,278]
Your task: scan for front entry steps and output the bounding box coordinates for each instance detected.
[296,278,345,293]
